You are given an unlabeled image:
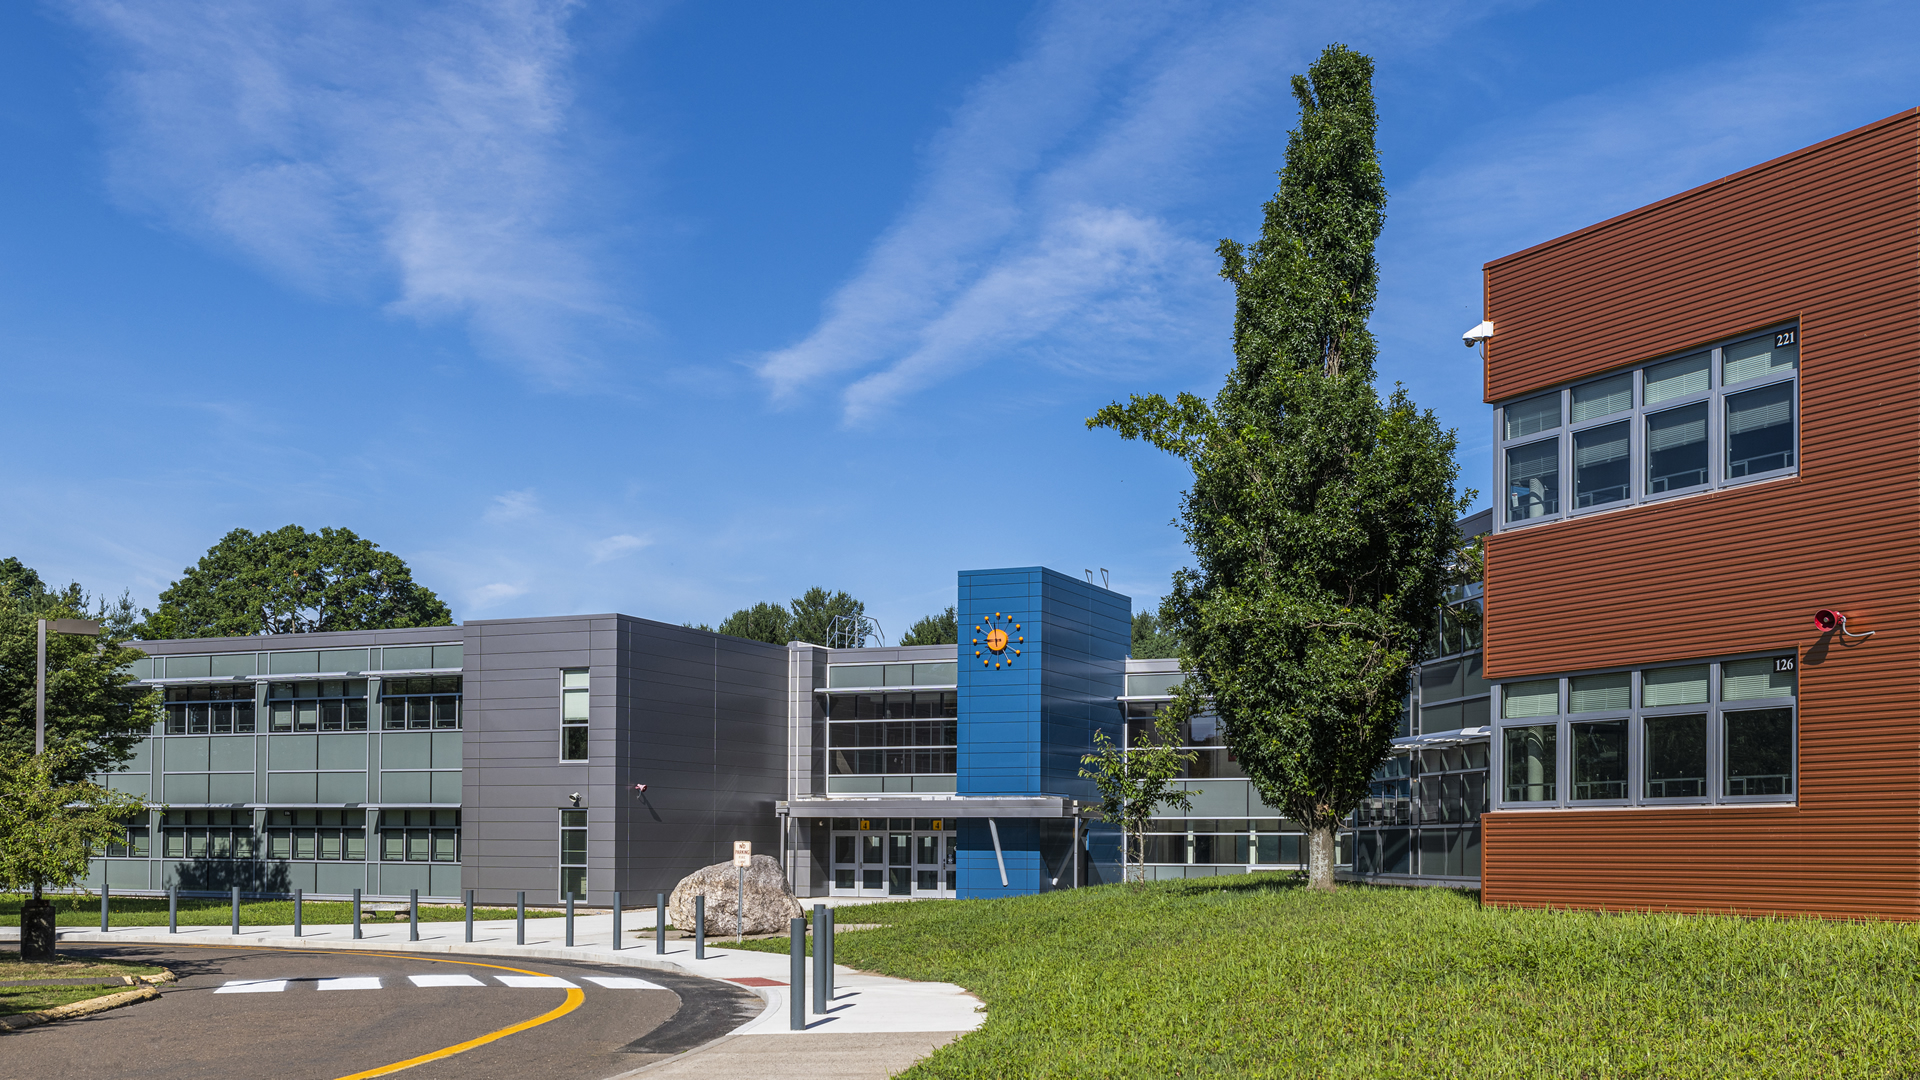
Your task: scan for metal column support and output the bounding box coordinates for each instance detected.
[987,819,1009,887]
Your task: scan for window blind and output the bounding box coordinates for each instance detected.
[1571,373,1632,421]
[1574,423,1629,466]
[1722,659,1794,700]
[1727,385,1792,435]
[1647,406,1706,451]
[1645,353,1710,404]
[1502,679,1559,718]
[1642,665,1709,706]
[1569,672,1630,712]
[1504,393,1560,440]
[1722,335,1797,385]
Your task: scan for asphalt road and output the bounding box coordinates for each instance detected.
[0,943,762,1080]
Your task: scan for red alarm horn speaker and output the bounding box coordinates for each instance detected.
[1813,609,1843,633]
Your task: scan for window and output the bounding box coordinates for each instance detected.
[1495,325,1798,529]
[560,669,588,761]
[825,694,959,790]
[267,809,369,861]
[264,680,369,732]
[559,810,587,900]
[377,809,457,863]
[1495,655,1795,809]
[1505,438,1559,521]
[824,662,958,689]
[105,824,150,858]
[161,809,255,860]
[1502,726,1557,802]
[379,676,460,730]
[1124,703,1243,780]
[164,684,256,734]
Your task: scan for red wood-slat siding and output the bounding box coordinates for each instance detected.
[1476,111,1920,918]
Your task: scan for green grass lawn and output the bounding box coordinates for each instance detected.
[0,950,165,1015]
[742,875,1920,1078]
[0,894,563,926]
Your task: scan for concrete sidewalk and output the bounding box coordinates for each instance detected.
[35,910,981,1078]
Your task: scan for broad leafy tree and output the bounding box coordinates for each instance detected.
[717,602,794,645]
[0,560,158,780]
[789,587,868,647]
[1130,611,1180,659]
[0,748,146,955]
[1079,714,1198,884]
[716,587,870,646]
[136,526,452,638]
[899,606,958,646]
[1089,44,1467,891]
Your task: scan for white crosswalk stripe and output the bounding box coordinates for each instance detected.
[584,976,665,990]
[213,972,646,991]
[214,979,287,993]
[409,973,487,987]
[316,977,382,991]
[495,975,577,988]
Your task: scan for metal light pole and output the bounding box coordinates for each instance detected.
[36,618,102,756]
[22,618,105,961]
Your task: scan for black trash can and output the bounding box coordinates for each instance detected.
[21,899,56,961]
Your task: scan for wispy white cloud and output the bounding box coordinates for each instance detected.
[589,533,648,562]
[484,488,541,523]
[63,0,620,381]
[469,581,529,607]
[758,0,1510,422]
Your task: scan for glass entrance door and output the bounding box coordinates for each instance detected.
[830,817,955,898]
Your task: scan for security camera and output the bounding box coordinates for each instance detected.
[1462,320,1495,348]
[1813,609,1843,633]
[633,784,648,794]
[569,792,582,806]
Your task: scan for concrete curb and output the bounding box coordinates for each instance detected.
[0,971,172,1033]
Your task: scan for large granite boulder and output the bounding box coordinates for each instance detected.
[668,853,804,935]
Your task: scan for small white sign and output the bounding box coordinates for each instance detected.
[733,840,752,868]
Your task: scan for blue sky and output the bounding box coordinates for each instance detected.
[5,0,1918,638]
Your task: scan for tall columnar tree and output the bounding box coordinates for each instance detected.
[136,526,453,638]
[1089,44,1467,891]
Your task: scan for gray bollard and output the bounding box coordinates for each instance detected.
[822,904,835,1003]
[813,903,829,1014]
[656,891,666,954]
[789,917,807,1030]
[352,888,362,939]
[694,895,705,960]
[465,889,474,943]
[101,884,109,933]
[612,891,622,952]
[294,889,303,937]
[231,886,240,936]
[409,889,419,942]
[516,891,525,946]
[168,887,177,934]
[566,892,575,947]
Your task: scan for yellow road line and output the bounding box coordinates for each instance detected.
[122,942,590,1080]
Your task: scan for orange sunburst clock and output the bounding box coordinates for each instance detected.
[972,612,1024,669]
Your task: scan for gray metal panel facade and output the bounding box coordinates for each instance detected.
[460,615,788,906]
